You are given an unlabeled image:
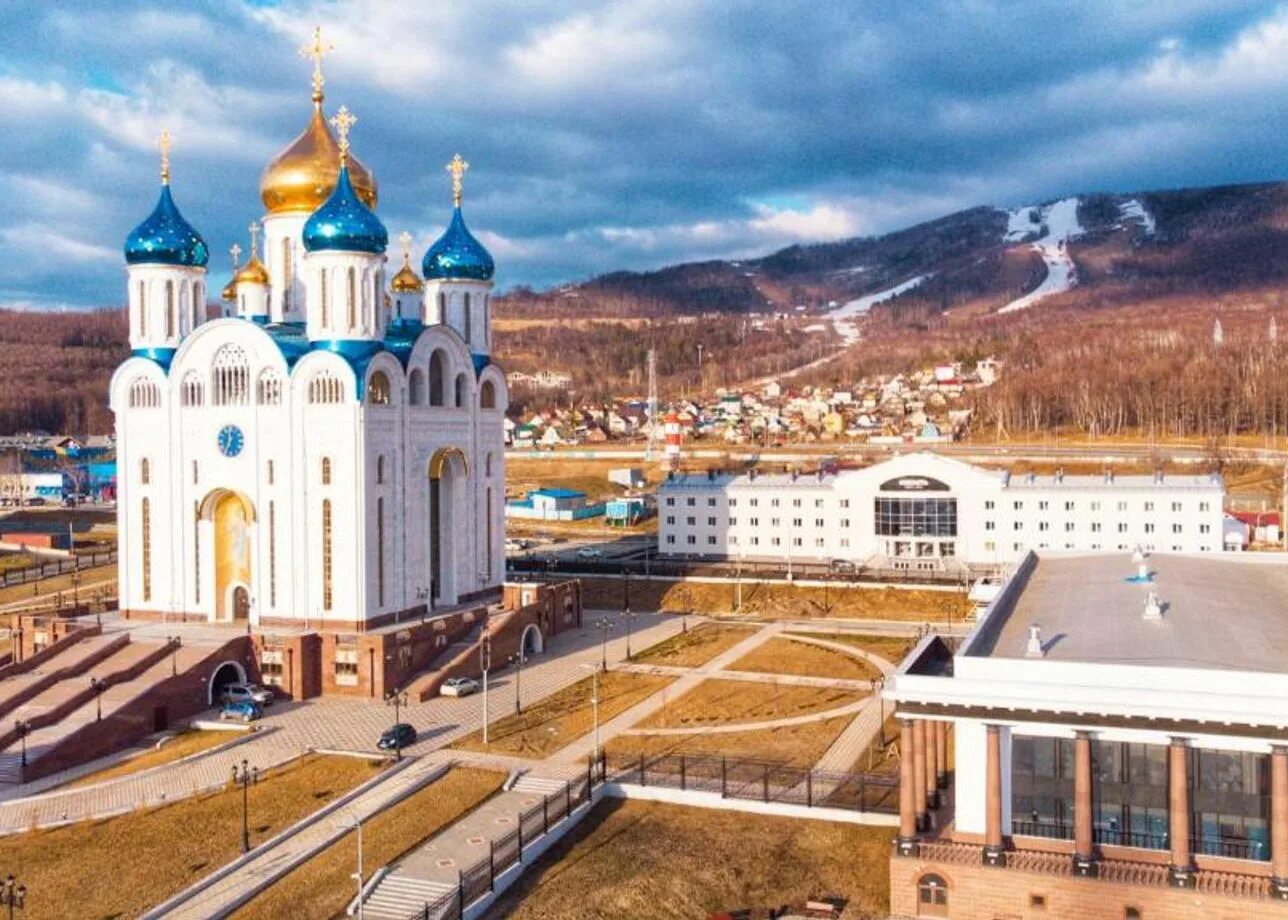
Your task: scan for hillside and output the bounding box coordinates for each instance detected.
[7,177,1288,436]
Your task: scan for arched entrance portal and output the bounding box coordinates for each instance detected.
[520,623,544,658]
[200,490,256,623]
[429,448,468,606]
[208,660,247,705]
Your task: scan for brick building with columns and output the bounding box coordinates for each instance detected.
[886,549,1288,919]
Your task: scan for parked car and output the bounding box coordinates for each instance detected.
[222,682,274,706]
[220,700,262,723]
[377,722,417,752]
[440,677,481,697]
[829,558,856,573]
[576,548,606,559]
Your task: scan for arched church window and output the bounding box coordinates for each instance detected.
[368,371,391,406]
[376,496,385,606]
[376,455,386,485]
[408,368,425,405]
[480,380,497,410]
[140,457,150,485]
[455,372,469,408]
[281,238,293,311]
[129,378,160,409]
[321,498,333,611]
[141,496,152,602]
[429,350,446,406]
[193,283,203,327]
[437,291,446,320]
[321,456,332,485]
[917,874,948,917]
[181,371,204,407]
[165,280,175,338]
[211,344,250,406]
[485,452,494,477]
[463,292,472,342]
[257,369,282,406]
[347,267,357,328]
[138,280,147,336]
[307,371,343,404]
[320,269,329,326]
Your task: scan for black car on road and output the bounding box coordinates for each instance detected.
[377,723,417,752]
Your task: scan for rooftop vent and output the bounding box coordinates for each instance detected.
[1025,623,1044,658]
[1055,468,1064,483]
[749,469,758,481]
[816,469,825,482]
[707,469,716,482]
[1154,470,1164,485]
[1143,590,1163,620]
[1105,469,1115,484]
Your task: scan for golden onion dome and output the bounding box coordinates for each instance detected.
[259,103,377,215]
[391,261,423,293]
[221,279,236,302]
[233,254,270,286]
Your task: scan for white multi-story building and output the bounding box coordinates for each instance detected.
[110,63,506,630]
[657,453,1225,569]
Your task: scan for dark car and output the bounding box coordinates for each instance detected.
[377,723,417,752]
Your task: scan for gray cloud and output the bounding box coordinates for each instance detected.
[1,0,1287,308]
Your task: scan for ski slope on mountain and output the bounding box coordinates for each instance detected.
[998,197,1084,314]
[829,274,930,344]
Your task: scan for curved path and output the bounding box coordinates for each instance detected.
[619,693,870,737]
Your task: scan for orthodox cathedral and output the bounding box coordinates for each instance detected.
[110,31,507,630]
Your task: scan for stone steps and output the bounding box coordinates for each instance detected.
[359,871,457,920]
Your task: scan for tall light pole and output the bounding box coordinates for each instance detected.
[580,663,600,763]
[338,813,364,920]
[232,759,258,853]
[623,607,635,661]
[596,617,613,672]
[510,652,524,715]
[1,875,25,920]
[385,688,409,761]
[89,676,105,722]
[480,634,492,744]
[13,721,28,771]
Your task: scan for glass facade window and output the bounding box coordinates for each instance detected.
[1011,736,1074,839]
[874,496,958,538]
[1092,741,1169,850]
[1191,748,1270,861]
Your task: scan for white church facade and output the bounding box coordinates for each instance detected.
[110,49,506,631]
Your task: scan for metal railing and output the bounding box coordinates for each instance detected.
[400,758,605,920]
[602,752,899,815]
[1194,835,1269,862]
[1093,827,1168,851]
[0,550,117,588]
[1011,819,1074,841]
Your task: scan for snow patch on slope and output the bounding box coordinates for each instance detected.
[1118,198,1156,236]
[829,274,931,344]
[1004,205,1041,242]
[998,197,1084,314]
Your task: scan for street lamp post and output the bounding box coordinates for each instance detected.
[580,663,600,763]
[511,651,524,715]
[623,607,634,661]
[232,759,259,853]
[12,721,29,771]
[337,813,364,920]
[385,688,409,761]
[1,875,25,920]
[595,617,613,672]
[89,676,105,722]
[480,634,492,745]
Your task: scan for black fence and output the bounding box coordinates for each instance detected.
[401,759,604,920]
[602,752,899,815]
[0,550,117,588]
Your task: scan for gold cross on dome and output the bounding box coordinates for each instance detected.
[330,105,356,161]
[248,221,261,258]
[229,242,242,268]
[446,154,468,207]
[398,230,413,264]
[159,129,172,185]
[298,25,334,104]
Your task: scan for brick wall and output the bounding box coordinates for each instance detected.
[890,853,1287,920]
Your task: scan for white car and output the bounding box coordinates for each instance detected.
[440,677,481,697]
[576,548,606,559]
[222,682,274,706]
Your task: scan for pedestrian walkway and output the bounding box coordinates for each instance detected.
[617,660,870,691]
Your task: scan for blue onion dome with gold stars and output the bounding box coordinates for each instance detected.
[124,131,208,267]
[302,106,387,255]
[423,154,494,281]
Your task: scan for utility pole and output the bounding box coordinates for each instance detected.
[480,634,492,744]
[645,349,659,461]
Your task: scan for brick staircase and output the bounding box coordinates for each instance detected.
[0,633,130,720]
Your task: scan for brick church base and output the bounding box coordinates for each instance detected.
[890,851,1288,920]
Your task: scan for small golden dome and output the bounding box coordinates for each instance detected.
[259,104,377,214]
[233,254,270,286]
[391,261,423,293]
[221,280,236,302]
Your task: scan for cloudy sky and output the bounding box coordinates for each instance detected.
[4,0,1288,310]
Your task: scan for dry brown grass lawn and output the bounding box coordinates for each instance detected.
[631,622,755,668]
[577,578,970,622]
[727,637,879,681]
[232,767,504,920]
[452,671,671,759]
[0,563,115,608]
[480,798,893,920]
[61,729,240,789]
[800,632,917,668]
[3,753,384,920]
[607,714,854,769]
[636,679,863,730]
[507,457,665,503]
